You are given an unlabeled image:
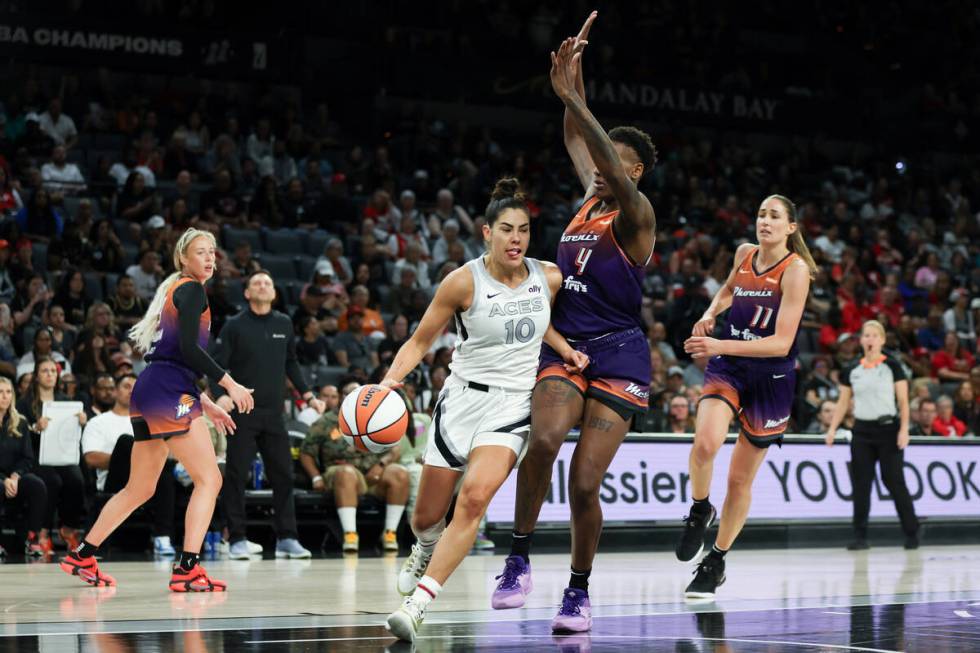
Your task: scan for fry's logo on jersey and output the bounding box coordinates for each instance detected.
[730,325,762,341]
[560,233,600,243]
[764,415,790,429]
[733,286,774,298]
[624,383,649,400]
[175,394,195,419]
[488,297,546,317]
[563,276,588,293]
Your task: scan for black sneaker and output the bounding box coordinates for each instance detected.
[685,555,726,599]
[675,503,716,562]
[847,539,870,551]
[904,534,919,550]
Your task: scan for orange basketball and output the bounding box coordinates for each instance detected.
[338,384,409,453]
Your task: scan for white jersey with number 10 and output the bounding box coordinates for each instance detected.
[449,257,552,391]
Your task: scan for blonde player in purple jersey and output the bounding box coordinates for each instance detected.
[676,195,817,599]
[491,13,659,633]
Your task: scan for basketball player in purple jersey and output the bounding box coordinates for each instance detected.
[492,13,658,632]
[677,195,817,598]
[60,229,254,591]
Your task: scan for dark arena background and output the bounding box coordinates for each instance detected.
[0,1,979,651]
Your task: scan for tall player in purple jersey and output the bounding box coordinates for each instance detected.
[60,229,254,592]
[491,13,658,633]
[676,195,817,599]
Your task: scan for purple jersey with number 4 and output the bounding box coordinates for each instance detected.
[551,196,647,339]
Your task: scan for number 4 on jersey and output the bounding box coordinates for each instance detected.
[575,248,593,275]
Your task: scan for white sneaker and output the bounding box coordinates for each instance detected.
[153,536,175,557]
[397,542,432,596]
[386,596,426,642]
[229,539,263,559]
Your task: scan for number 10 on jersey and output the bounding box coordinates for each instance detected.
[575,248,592,275]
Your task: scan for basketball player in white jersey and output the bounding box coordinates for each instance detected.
[382,178,587,642]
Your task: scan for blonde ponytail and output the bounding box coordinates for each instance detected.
[766,194,818,279]
[128,228,216,354]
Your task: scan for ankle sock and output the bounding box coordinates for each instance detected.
[707,544,727,560]
[568,566,591,592]
[412,575,443,608]
[75,540,98,559]
[176,550,200,572]
[509,530,533,562]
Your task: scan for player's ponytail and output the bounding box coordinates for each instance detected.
[485,177,529,226]
[128,228,216,354]
[767,194,818,279]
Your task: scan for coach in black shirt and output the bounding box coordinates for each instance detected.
[212,270,326,559]
[825,320,919,551]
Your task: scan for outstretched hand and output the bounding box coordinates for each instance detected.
[550,37,584,100]
[573,10,597,55]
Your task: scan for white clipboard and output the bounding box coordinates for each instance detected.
[39,401,84,466]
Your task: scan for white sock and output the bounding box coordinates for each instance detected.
[411,575,442,608]
[338,507,357,534]
[385,504,406,532]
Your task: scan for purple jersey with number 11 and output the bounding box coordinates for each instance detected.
[552,196,646,339]
[724,247,800,361]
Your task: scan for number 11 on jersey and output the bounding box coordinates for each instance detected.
[575,248,593,275]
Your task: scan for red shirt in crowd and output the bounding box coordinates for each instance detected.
[932,415,967,437]
[931,350,975,377]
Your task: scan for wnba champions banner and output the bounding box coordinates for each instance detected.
[485,439,980,524]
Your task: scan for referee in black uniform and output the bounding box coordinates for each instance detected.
[826,320,919,550]
[212,270,326,559]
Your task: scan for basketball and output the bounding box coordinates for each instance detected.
[338,384,409,453]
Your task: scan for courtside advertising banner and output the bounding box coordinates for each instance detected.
[486,439,980,523]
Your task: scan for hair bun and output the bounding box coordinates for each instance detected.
[490,177,525,203]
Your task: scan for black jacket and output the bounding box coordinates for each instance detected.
[0,414,35,480]
[210,308,310,412]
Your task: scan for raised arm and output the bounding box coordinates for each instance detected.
[551,38,655,261]
[381,267,472,386]
[563,11,599,193]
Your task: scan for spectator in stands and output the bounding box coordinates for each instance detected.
[391,242,432,292]
[282,178,319,229]
[805,399,846,435]
[296,315,335,366]
[333,306,379,371]
[682,355,707,389]
[0,376,47,556]
[107,275,147,332]
[338,285,385,336]
[944,288,976,346]
[77,302,122,356]
[871,284,905,328]
[40,145,85,195]
[464,216,486,259]
[383,267,421,318]
[17,356,87,555]
[108,146,157,190]
[915,252,941,290]
[431,219,473,269]
[0,240,14,305]
[271,140,297,184]
[377,314,410,364]
[126,249,163,301]
[17,327,71,380]
[428,188,474,238]
[300,409,409,552]
[139,216,170,264]
[53,268,91,326]
[953,381,974,429]
[89,220,125,273]
[16,188,64,243]
[228,241,260,279]
[201,168,246,226]
[85,372,117,417]
[38,98,77,150]
[117,171,157,226]
[647,321,677,364]
[0,166,25,220]
[246,117,275,166]
[667,396,696,434]
[18,114,54,160]
[318,238,353,285]
[12,274,53,345]
[932,332,974,382]
[250,175,285,228]
[45,305,76,357]
[388,214,431,261]
[933,395,967,437]
[319,384,340,413]
[80,373,177,556]
[72,329,114,385]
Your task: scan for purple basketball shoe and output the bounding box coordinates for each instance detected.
[491,555,533,609]
[551,587,592,632]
